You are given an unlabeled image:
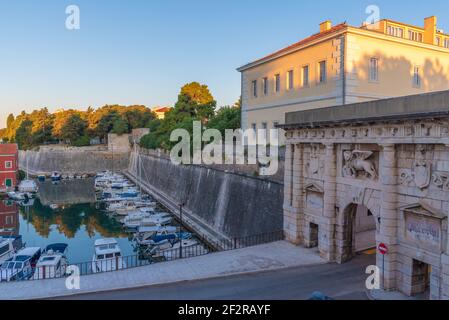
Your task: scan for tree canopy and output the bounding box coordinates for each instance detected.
[139,82,241,151]
[1,105,157,149]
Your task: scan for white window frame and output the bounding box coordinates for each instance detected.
[262,77,268,96]
[274,74,281,93]
[4,161,12,169]
[369,57,379,82]
[387,25,404,38]
[413,65,422,88]
[251,80,258,98]
[5,216,13,225]
[318,60,327,84]
[286,70,294,90]
[301,65,310,87]
[408,30,423,42]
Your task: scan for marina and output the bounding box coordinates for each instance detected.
[0,172,208,282]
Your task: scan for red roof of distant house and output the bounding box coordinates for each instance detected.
[0,144,18,155]
[238,23,348,71]
[154,107,172,113]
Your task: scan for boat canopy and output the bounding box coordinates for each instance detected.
[94,238,121,255]
[16,247,41,258]
[45,243,68,254]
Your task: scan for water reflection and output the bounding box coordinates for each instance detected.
[17,179,138,264]
[0,200,20,236]
[20,199,127,239]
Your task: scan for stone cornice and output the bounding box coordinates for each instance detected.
[284,119,449,145]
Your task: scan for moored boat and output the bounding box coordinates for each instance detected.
[33,244,69,280]
[51,172,62,182]
[18,180,38,193]
[0,247,42,282]
[91,238,126,273]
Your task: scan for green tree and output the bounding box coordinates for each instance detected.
[112,117,129,135]
[15,119,33,150]
[207,106,241,135]
[58,113,88,144]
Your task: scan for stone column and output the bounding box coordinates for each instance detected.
[291,144,305,244]
[378,143,399,291]
[321,143,337,261]
[283,143,293,208]
[284,143,297,244]
[283,143,304,245]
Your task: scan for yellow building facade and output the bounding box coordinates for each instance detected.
[237,16,449,144]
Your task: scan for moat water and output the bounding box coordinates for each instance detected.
[1,179,142,264]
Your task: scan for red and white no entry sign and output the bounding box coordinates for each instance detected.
[378,243,388,255]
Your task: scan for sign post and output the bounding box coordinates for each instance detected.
[378,243,388,290]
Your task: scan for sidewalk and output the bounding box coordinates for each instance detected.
[367,289,424,300]
[0,241,325,300]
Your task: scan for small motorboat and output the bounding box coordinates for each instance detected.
[0,239,16,265]
[18,180,38,193]
[91,238,126,273]
[0,247,42,282]
[162,239,203,260]
[33,244,69,280]
[51,172,62,182]
[124,212,172,229]
[7,192,26,201]
[135,231,192,246]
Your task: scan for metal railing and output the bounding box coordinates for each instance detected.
[3,230,284,283]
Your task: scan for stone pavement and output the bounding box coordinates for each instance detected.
[0,241,325,300]
[368,289,426,300]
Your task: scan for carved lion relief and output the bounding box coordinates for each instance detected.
[342,150,378,180]
[306,144,323,177]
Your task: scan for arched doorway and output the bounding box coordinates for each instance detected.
[342,203,378,261]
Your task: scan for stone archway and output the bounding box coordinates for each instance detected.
[340,203,378,262]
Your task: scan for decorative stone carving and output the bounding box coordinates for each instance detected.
[399,170,414,186]
[432,173,449,191]
[342,150,377,180]
[304,183,324,210]
[401,202,447,253]
[413,146,432,190]
[307,145,320,176]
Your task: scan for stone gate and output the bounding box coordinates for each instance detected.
[279,91,449,299]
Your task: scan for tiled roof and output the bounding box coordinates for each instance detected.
[154,107,172,113]
[0,144,18,155]
[239,23,348,71]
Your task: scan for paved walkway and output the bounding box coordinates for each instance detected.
[0,241,325,300]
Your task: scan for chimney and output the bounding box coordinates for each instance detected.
[320,20,332,33]
[424,16,437,45]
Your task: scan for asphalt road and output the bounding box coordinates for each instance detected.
[56,253,375,300]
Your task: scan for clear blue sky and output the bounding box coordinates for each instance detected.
[1,0,448,127]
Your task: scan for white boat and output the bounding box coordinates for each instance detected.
[139,215,173,227]
[91,239,126,273]
[0,247,42,282]
[33,244,69,280]
[0,239,16,265]
[51,172,62,182]
[162,239,203,260]
[124,212,172,229]
[135,229,191,246]
[107,201,156,214]
[18,180,38,193]
[137,225,178,235]
[7,192,26,201]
